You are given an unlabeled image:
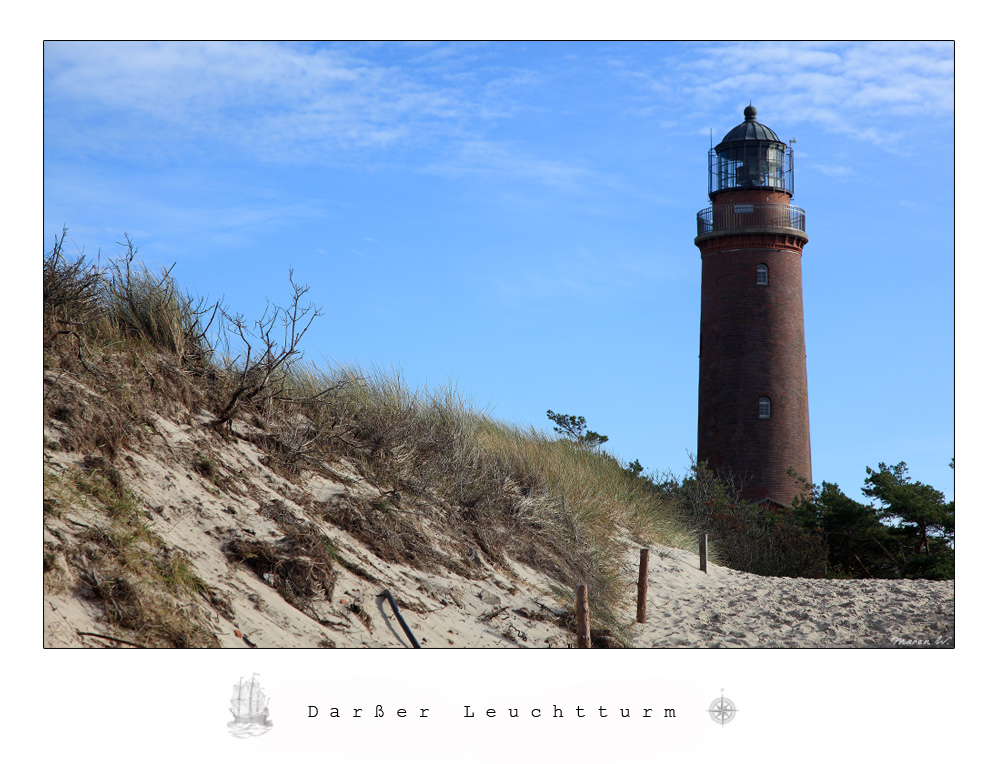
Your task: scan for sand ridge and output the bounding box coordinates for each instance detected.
[43,369,954,649]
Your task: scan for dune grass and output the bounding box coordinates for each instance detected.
[44,235,703,642]
[44,229,215,368]
[44,462,217,647]
[269,362,701,634]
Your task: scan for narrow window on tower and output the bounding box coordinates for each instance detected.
[759,396,772,419]
[756,263,769,285]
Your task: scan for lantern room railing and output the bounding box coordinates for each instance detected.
[696,203,806,237]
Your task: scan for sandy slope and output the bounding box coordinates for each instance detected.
[43,369,954,649]
[43,389,582,649]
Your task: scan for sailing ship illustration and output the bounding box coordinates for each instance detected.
[230,673,271,726]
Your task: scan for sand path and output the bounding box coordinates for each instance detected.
[629,546,954,648]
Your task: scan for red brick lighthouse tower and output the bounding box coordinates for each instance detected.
[694,105,811,506]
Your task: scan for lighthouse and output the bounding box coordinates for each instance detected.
[694,105,811,507]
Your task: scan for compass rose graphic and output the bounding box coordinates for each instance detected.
[708,689,737,726]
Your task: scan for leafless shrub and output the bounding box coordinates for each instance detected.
[212,270,325,428]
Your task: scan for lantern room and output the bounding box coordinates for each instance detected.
[708,105,793,198]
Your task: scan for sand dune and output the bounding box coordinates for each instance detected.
[44,373,953,649]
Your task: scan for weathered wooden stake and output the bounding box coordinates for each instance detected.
[637,548,649,623]
[576,583,591,648]
[699,532,708,572]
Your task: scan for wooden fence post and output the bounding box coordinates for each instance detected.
[699,532,708,573]
[576,583,591,648]
[637,549,649,623]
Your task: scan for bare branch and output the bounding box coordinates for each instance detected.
[211,271,323,429]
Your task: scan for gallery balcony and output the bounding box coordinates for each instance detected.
[696,203,806,238]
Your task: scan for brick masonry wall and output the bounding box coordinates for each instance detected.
[709,189,792,206]
[696,222,811,506]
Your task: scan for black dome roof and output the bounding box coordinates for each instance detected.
[717,105,783,147]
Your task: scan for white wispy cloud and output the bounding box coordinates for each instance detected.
[45,43,469,155]
[45,42,953,200]
[45,161,330,260]
[493,247,682,304]
[423,139,591,188]
[811,163,855,179]
[613,42,953,152]
[44,41,586,186]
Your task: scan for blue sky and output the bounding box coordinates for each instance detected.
[43,41,955,502]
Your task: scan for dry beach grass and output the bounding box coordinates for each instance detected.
[42,237,954,648]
